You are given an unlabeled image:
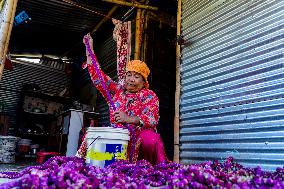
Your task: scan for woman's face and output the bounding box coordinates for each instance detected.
[125,71,145,93]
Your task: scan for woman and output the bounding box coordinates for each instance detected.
[76,34,168,165]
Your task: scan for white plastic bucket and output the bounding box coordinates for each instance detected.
[0,136,18,163]
[85,127,130,168]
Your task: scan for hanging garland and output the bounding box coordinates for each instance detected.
[112,18,131,81]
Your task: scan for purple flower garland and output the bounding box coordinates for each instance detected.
[1,156,284,188]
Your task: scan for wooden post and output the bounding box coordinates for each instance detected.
[101,0,158,11]
[0,0,18,80]
[173,0,182,163]
[134,9,142,60]
[141,11,149,61]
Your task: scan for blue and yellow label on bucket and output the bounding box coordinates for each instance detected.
[87,143,127,166]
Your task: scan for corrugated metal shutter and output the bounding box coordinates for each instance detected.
[95,34,117,127]
[180,0,284,171]
[0,61,69,133]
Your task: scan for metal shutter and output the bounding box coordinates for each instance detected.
[180,0,284,171]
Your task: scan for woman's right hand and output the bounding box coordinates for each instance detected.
[83,33,94,65]
[83,33,93,46]
[83,33,94,56]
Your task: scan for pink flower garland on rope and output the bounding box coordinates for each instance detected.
[112,19,131,82]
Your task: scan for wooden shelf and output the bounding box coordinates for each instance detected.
[23,155,37,158]
[16,90,73,156]
[20,133,49,136]
[23,90,71,104]
[23,110,52,116]
[55,109,100,117]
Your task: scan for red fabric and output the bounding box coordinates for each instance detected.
[4,58,13,70]
[77,63,168,164]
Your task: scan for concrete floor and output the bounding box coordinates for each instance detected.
[0,158,36,172]
[0,178,11,184]
[0,158,37,185]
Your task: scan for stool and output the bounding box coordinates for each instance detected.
[36,152,59,164]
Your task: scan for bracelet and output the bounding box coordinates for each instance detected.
[138,118,144,127]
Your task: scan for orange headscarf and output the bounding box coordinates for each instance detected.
[126,60,150,88]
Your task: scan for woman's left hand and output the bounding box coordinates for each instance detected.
[114,110,139,124]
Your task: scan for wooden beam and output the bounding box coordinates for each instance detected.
[0,0,5,12]
[91,5,118,34]
[0,0,18,80]
[141,11,149,61]
[62,0,106,17]
[102,0,158,11]
[134,8,142,59]
[174,0,182,163]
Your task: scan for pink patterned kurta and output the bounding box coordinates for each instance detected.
[76,62,168,165]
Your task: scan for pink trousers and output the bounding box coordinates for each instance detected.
[135,130,168,165]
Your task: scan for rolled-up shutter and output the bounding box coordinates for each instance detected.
[180,0,284,171]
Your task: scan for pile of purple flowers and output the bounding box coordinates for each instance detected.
[1,156,284,188]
